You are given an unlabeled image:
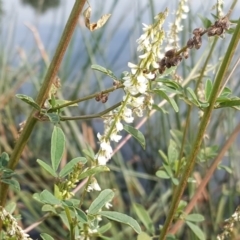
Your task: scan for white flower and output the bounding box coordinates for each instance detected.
[110,132,122,142]
[122,108,134,123]
[87,178,101,192]
[100,141,113,154]
[116,120,123,131]
[105,201,112,209]
[131,96,144,107]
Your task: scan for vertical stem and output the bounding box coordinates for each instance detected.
[0,0,87,207]
[159,18,240,240]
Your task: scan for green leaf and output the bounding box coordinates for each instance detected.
[137,232,152,240]
[74,207,88,223]
[123,125,145,149]
[216,99,240,108]
[185,214,205,222]
[166,234,178,240]
[156,78,181,90]
[186,87,200,106]
[40,233,54,240]
[198,15,212,28]
[156,170,170,179]
[88,189,114,215]
[54,99,78,107]
[91,64,117,80]
[45,113,61,124]
[5,202,16,214]
[152,104,168,114]
[40,190,61,205]
[163,164,173,177]
[98,223,112,234]
[158,150,169,163]
[168,140,178,164]
[16,94,41,110]
[59,157,87,178]
[37,159,57,177]
[205,79,212,101]
[171,177,179,186]
[0,152,9,167]
[1,179,20,191]
[42,204,57,214]
[51,126,65,172]
[220,87,232,96]
[79,166,109,180]
[158,85,181,94]
[100,211,141,234]
[186,221,205,240]
[32,193,42,203]
[133,203,154,234]
[155,90,179,112]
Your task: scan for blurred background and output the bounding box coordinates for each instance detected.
[0,0,240,239]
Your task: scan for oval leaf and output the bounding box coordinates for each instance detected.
[1,179,20,191]
[205,79,212,101]
[51,126,65,172]
[59,157,87,178]
[156,170,170,179]
[137,232,152,240]
[186,221,205,240]
[123,125,145,149]
[133,203,154,234]
[155,90,179,112]
[185,214,205,222]
[74,207,88,223]
[88,189,114,215]
[40,190,61,205]
[40,233,54,240]
[100,211,141,234]
[37,159,57,177]
[16,94,41,110]
[91,64,117,80]
[46,113,60,124]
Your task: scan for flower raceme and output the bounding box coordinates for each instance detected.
[95,9,168,165]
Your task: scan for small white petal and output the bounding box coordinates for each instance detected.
[116,121,123,131]
[128,62,138,69]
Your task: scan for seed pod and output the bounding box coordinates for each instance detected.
[215,17,230,30]
[101,95,108,103]
[192,28,204,36]
[165,49,176,58]
[207,27,217,37]
[159,58,166,67]
[187,38,194,49]
[166,62,172,68]
[182,49,189,59]
[193,35,202,49]
[95,95,101,101]
[216,27,224,35]
[159,66,166,74]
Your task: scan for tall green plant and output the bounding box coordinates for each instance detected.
[0,0,239,239]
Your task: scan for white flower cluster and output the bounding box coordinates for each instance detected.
[0,206,32,240]
[95,10,168,165]
[165,0,189,51]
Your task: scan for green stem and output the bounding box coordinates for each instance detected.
[65,207,75,240]
[176,37,218,177]
[49,84,124,112]
[0,0,87,207]
[159,18,240,240]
